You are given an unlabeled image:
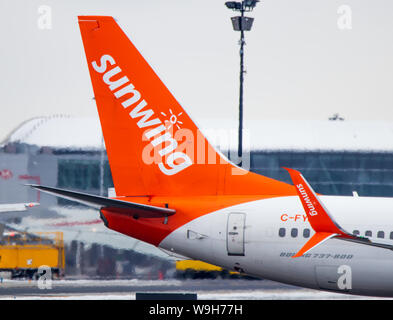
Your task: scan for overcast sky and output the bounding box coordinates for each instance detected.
[0,0,392,142]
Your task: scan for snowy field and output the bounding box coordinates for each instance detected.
[0,279,390,300]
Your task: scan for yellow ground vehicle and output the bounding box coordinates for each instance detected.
[175,260,242,279]
[0,231,65,279]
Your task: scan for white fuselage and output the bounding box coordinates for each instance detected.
[160,195,393,297]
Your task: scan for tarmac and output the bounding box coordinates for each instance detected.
[0,278,385,299]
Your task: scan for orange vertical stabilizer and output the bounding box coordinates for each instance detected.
[78,16,296,198]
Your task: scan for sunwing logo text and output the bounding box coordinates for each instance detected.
[91,54,192,176]
[296,183,318,216]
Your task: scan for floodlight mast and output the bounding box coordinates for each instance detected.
[225,0,259,167]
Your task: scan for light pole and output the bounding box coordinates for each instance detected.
[225,0,259,166]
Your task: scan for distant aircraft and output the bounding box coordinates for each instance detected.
[29,16,393,297]
[0,202,39,213]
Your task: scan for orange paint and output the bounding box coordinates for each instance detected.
[78,16,297,246]
[284,168,354,258]
[292,232,336,258]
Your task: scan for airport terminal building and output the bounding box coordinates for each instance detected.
[1,115,393,205]
[1,116,393,205]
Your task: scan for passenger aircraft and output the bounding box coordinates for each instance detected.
[29,16,393,297]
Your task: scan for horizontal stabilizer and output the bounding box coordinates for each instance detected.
[26,184,175,219]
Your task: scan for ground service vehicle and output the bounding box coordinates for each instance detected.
[0,231,65,279]
[175,260,239,279]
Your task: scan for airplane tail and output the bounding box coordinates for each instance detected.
[78,16,295,197]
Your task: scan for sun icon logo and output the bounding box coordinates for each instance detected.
[161,109,183,130]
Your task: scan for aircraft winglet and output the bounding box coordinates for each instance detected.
[284,168,353,258]
[292,232,337,258]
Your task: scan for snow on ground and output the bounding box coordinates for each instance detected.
[0,279,391,300]
[0,290,388,300]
